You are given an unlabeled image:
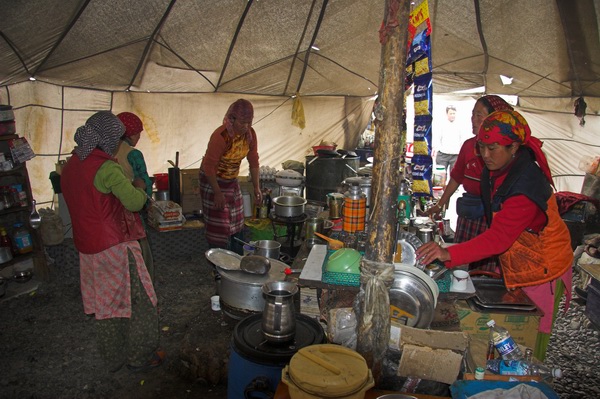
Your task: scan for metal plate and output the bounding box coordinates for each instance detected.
[389,270,435,329]
[394,232,423,268]
[469,297,537,312]
[394,264,439,307]
[205,248,241,270]
[473,279,536,307]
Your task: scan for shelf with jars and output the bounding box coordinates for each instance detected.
[0,133,49,281]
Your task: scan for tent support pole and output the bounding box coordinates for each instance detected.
[356,0,411,384]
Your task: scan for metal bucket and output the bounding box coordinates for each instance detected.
[305,156,359,202]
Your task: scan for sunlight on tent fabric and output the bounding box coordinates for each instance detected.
[500,75,514,85]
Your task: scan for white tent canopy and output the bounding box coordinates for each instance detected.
[1,0,599,204]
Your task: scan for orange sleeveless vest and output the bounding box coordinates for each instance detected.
[499,194,573,289]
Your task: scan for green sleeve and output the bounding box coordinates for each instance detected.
[127,149,153,197]
[94,160,147,212]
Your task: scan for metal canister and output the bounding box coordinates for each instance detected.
[417,227,433,244]
[342,185,366,233]
[327,193,344,219]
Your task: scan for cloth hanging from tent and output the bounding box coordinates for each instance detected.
[291,96,306,129]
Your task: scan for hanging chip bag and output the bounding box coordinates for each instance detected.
[413,115,433,155]
[411,154,433,197]
[413,73,433,116]
[406,29,430,65]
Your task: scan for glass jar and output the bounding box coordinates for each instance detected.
[13,222,33,254]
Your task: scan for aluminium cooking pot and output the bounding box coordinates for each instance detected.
[217,258,288,320]
[252,240,281,259]
[272,195,307,218]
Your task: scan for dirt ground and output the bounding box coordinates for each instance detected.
[0,237,231,399]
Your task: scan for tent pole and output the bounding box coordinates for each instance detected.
[356,0,411,384]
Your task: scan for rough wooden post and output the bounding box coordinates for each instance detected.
[356,0,411,383]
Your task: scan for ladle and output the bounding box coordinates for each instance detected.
[314,232,344,250]
[240,255,271,275]
[29,199,41,229]
[233,236,255,249]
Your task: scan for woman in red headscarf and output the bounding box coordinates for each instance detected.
[115,112,153,198]
[200,99,261,254]
[115,112,155,281]
[428,95,514,271]
[417,110,573,361]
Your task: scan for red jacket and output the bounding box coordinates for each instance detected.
[61,149,145,254]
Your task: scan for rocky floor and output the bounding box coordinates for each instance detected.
[0,233,598,398]
[545,271,600,399]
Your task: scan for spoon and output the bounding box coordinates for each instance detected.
[29,199,41,229]
[313,232,344,250]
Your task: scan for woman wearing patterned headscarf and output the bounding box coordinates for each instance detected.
[200,99,261,254]
[61,111,164,373]
[428,95,514,271]
[418,109,573,361]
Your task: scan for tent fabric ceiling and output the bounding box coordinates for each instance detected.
[1,0,599,101]
[0,0,598,205]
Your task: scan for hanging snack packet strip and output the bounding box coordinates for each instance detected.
[413,115,433,156]
[413,73,433,116]
[411,154,433,197]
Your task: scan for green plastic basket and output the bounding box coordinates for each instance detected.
[437,270,452,293]
[321,249,361,287]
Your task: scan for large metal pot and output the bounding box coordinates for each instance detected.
[217,258,288,320]
[273,195,307,218]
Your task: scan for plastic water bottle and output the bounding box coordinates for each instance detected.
[486,319,524,360]
[486,359,563,381]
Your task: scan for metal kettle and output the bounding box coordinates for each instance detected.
[261,281,298,343]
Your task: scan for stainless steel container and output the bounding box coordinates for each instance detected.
[417,227,433,244]
[272,195,306,218]
[217,259,288,320]
[252,240,281,259]
[261,281,298,343]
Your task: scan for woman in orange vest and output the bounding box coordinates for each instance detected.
[417,110,573,361]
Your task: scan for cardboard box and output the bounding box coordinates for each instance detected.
[178,169,202,214]
[180,168,200,195]
[389,322,470,385]
[181,193,202,214]
[455,299,541,362]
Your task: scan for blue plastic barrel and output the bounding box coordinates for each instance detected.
[227,313,325,399]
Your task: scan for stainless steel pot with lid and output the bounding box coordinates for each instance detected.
[217,258,289,320]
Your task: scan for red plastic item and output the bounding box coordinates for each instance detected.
[153,173,169,191]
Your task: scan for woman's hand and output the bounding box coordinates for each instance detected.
[132,177,146,190]
[416,241,450,265]
[213,191,226,209]
[254,187,262,205]
[426,203,443,219]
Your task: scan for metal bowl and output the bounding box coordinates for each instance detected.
[389,270,435,329]
[13,270,33,283]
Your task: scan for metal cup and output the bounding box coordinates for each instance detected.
[417,227,433,244]
[305,217,324,240]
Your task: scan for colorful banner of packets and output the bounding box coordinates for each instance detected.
[408,1,433,197]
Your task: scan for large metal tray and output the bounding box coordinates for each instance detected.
[472,278,536,307]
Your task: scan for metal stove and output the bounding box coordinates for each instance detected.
[269,212,307,258]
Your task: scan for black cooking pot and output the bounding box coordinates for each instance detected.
[316,149,340,158]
